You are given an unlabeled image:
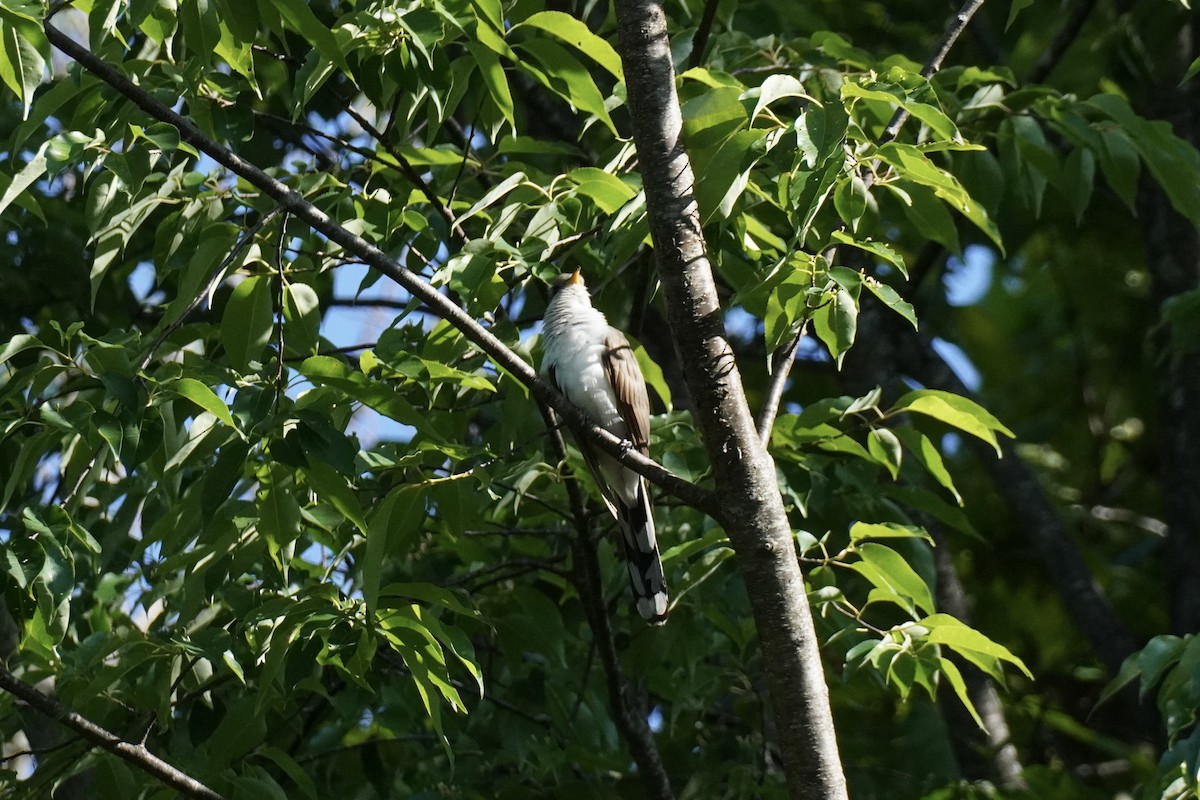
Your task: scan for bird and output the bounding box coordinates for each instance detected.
[541,269,669,624]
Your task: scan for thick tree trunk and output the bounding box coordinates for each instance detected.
[611,2,848,798]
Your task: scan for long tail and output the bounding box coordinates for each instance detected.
[617,481,669,625]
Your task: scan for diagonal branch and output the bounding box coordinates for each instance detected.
[878,0,988,144]
[1027,0,1099,84]
[538,402,675,800]
[0,666,225,800]
[339,104,468,245]
[688,0,720,69]
[42,21,716,518]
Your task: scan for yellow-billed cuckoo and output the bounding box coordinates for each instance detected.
[541,270,669,624]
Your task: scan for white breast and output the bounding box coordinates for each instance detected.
[542,289,629,439]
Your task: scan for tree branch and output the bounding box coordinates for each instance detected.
[0,666,225,800]
[878,0,988,144]
[339,104,468,245]
[612,1,847,797]
[1027,0,1099,84]
[139,207,282,370]
[539,403,676,800]
[42,21,716,518]
[756,322,804,446]
[929,526,1027,789]
[688,0,720,69]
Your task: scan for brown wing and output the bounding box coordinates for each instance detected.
[547,363,621,519]
[603,328,651,454]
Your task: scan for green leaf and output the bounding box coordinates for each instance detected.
[890,389,1015,456]
[264,0,351,75]
[829,230,908,277]
[887,181,961,254]
[259,466,302,573]
[833,175,869,227]
[518,38,616,135]
[854,541,935,616]
[1006,0,1035,30]
[515,10,623,80]
[0,333,43,367]
[201,439,251,522]
[379,582,480,621]
[842,80,960,143]
[0,138,48,216]
[299,356,454,445]
[459,170,525,224]
[682,87,747,146]
[1087,93,1200,225]
[170,378,239,431]
[630,340,671,411]
[893,427,962,504]
[867,428,902,479]
[940,657,986,730]
[747,73,810,122]
[283,282,321,355]
[1093,125,1140,212]
[0,12,45,119]
[1096,646,1158,710]
[919,613,1033,679]
[214,0,259,91]
[221,276,275,371]
[467,43,515,132]
[1062,146,1096,224]
[1134,634,1187,698]
[862,275,917,329]
[303,459,367,536]
[875,142,1003,252]
[811,286,858,367]
[257,746,318,800]
[568,167,636,214]
[796,99,848,169]
[849,521,933,545]
[1184,55,1200,84]
[364,485,426,615]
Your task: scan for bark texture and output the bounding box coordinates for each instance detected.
[612,2,848,797]
[0,666,224,800]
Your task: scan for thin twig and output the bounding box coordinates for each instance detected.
[274,211,289,403]
[755,322,805,446]
[0,667,225,800]
[537,401,676,800]
[326,297,413,310]
[444,556,567,588]
[755,0,988,442]
[1028,0,1099,84]
[139,208,282,371]
[878,0,988,144]
[688,0,720,68]
[340,105,467,244]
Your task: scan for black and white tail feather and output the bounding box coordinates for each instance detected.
[617,484,669,624]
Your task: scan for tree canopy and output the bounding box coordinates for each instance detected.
[1,0,1199,798]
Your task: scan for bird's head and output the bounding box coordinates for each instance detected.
[548,269,586,298]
